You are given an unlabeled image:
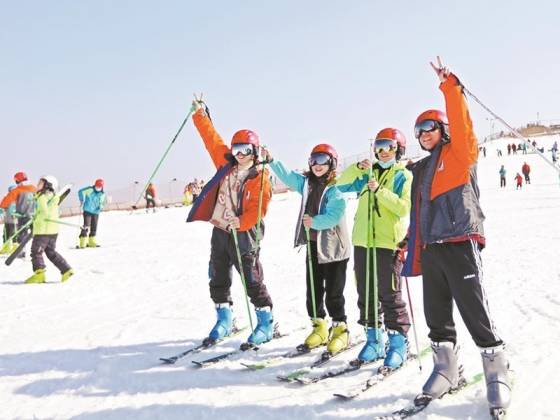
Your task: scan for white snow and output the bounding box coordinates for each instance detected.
[1,135,559,420]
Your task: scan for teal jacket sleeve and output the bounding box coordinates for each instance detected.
[311,186,346,230]
[268,160,305,194]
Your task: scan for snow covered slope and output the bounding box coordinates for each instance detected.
[1,135,559,420]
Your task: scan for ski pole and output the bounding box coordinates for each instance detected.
[231,228,255,334]
[45,218,85,229]
[463,86,560,176]
[305,225,318,320]
[131,106,195,211]
[404,275,422,371]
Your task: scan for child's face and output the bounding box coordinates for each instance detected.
[235,153,254,167]
[419,128,442,151]
[311,164,329,177]
[37,179,45,190]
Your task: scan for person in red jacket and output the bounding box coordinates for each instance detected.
[145,183,157,213]
[521,162,531,184]
[187,99,275,348]
[402,57,511,417]
[514,173,523,189]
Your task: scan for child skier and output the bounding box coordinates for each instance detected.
[25,175,74,284]
[337,128,412,369]
[187,99,275,348]
[77,179,106,248]
[402,57,511,417]
[0,185,17,254]
[0,172,36,257]
[263,144,351,355]
[514,173,523,189]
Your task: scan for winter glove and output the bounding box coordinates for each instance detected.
[393,237,408,263]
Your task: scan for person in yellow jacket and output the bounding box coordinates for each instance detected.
[25,175,73,284]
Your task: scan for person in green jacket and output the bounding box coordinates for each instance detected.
[337,128,412,369]
[25,175,73,284]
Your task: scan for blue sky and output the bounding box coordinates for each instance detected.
[1,0,559,195]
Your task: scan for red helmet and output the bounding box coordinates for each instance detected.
[415,109,450,145]
[14,172,28,183]
[415,109,448,126]
[231,129,260,147]
[311,143,339,167]
[94,179,104,189]
[375,128,406,160]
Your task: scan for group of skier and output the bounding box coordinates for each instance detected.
[184,57,512,416]
[0,173,106,283]
[499,162,531,189]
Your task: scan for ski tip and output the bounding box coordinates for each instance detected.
[191,361,204,368]
[332,393,352,400]
[159,357,177,364]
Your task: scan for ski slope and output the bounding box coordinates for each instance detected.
[1,135,559,420]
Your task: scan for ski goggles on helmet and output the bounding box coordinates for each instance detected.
[373,139,398,154]
[414,119,440,139]
[231,143,254,157]
[308,152,332,167]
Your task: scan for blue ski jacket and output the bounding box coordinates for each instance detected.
[79,186,106,215]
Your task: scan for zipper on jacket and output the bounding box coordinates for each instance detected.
[445,196,456,226]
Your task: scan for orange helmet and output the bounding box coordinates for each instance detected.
[14,172,28,183]
[311,143,338,168]
[94,179,104,189]
[375,128,406,160]
[231,129,260,147]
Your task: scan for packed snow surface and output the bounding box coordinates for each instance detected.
[1,136,559,419]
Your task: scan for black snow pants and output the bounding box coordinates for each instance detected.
[354,246,410,334]
[421,240,503,348]
[80,212,99,237]
[208,227,273,308]
[305,240,347,322]
[31,234,71,273]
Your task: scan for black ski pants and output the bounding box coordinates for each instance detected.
[80,212,99,237]
[146,198,156,209]
[208,227,273,308]
[31,234,71,273]
[304,240,347,322]
[3,223,15,241]
[354,246,410,334]
[421,240,503,348]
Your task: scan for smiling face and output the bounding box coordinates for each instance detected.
[234,153,254,169]
[311,163,330,177]
[419,128,443,151]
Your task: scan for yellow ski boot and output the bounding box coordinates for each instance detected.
[61,269,74,283]
[0,240,12,255]
[87,236,98,248]
[303,318,329,350]
[327,321,349,355]
[25,269,46,284]
[78,236,87,249]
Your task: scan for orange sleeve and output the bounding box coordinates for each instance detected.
[192,109,230,169]
[440,74,478,166]
[239,169,272,232]
[0,189,17,209]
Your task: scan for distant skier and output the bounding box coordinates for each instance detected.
[337,128,412,369]
[25,175,73,284]
[499,165,507,188]
[183,183,193,206]
[511,143,517,154]
[77,179,106,248]
[506,144,511,155]
[0,185,17,254]
[514,173,523,189]
[187,99,275,348]
[521,162,531,184]
[145,183,157,212]
[0,172,36,257]
[402,57,511,416]
[264,143,351,356]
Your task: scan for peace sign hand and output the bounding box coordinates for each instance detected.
[430,56,451,83]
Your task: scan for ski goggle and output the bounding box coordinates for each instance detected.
[373,139,398,154]
[414,119,440,139]
[308,152,332,167]
[231,143,254,156]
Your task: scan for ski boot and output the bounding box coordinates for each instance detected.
[61,269,75,282]
[25,268,46,284]
[481,344,512,416]
[246,306,274,347]
[421,341,462,399]
[300,318,328,352]
[356,327,387,364]
[326,321,349,355]
[384,329,408,369]
[79,236,87,249]
[87,236,98,248]
[203,303,233,346]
